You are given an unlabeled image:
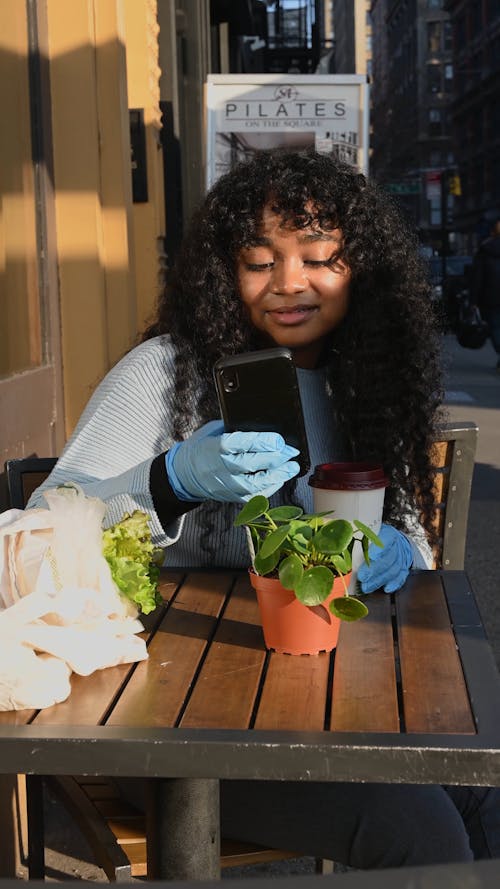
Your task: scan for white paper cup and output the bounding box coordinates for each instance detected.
[309,462,389,579]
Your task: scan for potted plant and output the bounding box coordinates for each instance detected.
[234,494,383,656]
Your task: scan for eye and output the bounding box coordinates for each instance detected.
[304,252,345,270]
[304,259,330,267]
[244,261,274,271]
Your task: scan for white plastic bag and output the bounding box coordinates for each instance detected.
[0,485,148,711]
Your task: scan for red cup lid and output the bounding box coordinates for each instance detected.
[308,462,389,491]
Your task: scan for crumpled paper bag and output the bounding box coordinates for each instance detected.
[0,485,148,711]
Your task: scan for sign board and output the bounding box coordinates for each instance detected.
[426,171,442,201]
[205,74,369,190]
[386,180,421,195]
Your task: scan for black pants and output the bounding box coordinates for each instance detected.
[118,779,500,869]
[220,781,500,868]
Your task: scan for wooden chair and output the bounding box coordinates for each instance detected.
[429,421,478,570]
[5,456,57,511]
[2,421,479,880]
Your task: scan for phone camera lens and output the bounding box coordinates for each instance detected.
[222,370,239,393]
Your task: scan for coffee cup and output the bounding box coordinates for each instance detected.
[309,462,389,581]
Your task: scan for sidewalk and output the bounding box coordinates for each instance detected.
[441,334,500,665]
[21,334,500,881]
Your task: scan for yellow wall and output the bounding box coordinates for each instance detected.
[123,0,165,332]
[0,2,40,377]
[46,0,137,433]
[45,0,165,433]
[3,0,167,443]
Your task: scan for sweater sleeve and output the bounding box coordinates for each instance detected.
[403,520,434,569]
[27,337,200,547]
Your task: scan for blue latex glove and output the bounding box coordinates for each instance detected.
[165,420,300,503]
[357,524,413,594]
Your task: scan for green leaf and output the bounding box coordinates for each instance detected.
[289,521,313,539]
[102,510,164,614]
[331,554,350,574]
[259,524,291,559]
[234,495,269,526]
[354,520,384,547]
[329,596,369,621]
[268,505,303,522]
[362,535,370,565]
[295,565,334,605]
[289,536,309,555]
[253,548,280,576]
[279,553,304,590]
[312,519,354,554]
[300,511,337,520]
[342,548,352,571]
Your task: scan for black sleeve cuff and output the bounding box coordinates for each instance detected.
[150,452,201,531]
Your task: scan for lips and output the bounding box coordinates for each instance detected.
[267,305,318,326]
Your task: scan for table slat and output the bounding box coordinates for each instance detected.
[0,709,36,725]
[330,593,400,732]
[107,572,232,727]
[180,575,266,729]
[397,572,475,734]
[29,574,184,727]
[255,650,330,731]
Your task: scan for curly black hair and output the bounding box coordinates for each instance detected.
[142,148,445,542]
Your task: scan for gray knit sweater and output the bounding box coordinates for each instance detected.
[28,335,432,569]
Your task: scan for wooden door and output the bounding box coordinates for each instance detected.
[0,0,64,506]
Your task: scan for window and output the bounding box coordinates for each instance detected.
[428,64,441,93]
[427,0,442,7]
[427,21,442,54]
[429,108,442,136]
[444,63,453,92]
[443,21,453,52]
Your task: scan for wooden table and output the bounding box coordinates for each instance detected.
[1,568,500,879]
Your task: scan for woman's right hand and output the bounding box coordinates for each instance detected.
[165,420,300,503]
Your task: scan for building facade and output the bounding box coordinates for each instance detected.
[370,0,457,251]
[444,0,500,249]
[332,0,372,75]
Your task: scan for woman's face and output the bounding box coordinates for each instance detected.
[237,206,351,368]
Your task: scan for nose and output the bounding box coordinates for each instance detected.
[269,258,307,295]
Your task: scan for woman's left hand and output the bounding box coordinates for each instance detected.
[357,524,413,594]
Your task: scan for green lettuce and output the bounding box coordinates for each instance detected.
[102,510,164,614]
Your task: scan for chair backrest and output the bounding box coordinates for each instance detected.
[4,457,57,509]
[430,421,478,570]
[4,426,477,570]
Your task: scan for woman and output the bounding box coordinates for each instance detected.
[29,149,499,866]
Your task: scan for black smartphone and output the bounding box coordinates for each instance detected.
[213,347,310,477]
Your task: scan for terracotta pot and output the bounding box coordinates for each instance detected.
[249,571,351,656]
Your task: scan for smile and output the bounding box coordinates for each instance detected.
[267,306,318,326]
